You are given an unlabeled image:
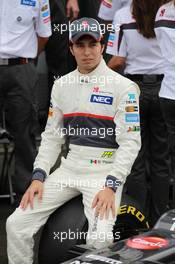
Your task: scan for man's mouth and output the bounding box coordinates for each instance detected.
[82,59,93,63]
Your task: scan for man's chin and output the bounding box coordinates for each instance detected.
[83,63,98,71]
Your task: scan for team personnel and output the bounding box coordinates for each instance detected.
[98,0,132,22]
[45,0,80,91]
[44,0,80,130]
[0,0,51,201]
[79,0,101,20]
[98,0,132,62]
[155,0,175,208]
[6,18,140,263]
[107,0,169,224]
[46,0,101,93]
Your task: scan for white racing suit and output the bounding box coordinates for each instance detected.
[6,59,141,264]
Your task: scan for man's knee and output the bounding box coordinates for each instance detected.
[6,211,23,235]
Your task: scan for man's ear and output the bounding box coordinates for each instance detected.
[69,45,74,56]
[101,44,105,54]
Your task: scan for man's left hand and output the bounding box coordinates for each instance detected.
[66,0,79,21]
[92,188,116,220]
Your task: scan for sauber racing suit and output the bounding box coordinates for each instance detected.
[6,59,140,263]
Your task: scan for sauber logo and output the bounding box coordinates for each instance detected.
[126,236,169,250]
[82,20,89,28]
[93,87,100,93]
[160,8,166,17]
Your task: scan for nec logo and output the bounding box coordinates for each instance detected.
[90,94,113,105]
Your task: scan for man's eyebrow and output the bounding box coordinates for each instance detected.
[75,40,84,44]
[75,39,98,44]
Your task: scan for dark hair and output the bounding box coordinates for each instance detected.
[162,0,175,4]
[69,35,105,46]
[132,0,163,38]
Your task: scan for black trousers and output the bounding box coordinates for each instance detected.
[0,63,38,196]
[126,79,170,224]
[78,0,101,20]
[160,97,175,204]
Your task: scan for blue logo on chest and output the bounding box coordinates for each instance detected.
[21,0,36,6]
[90,94,113,105]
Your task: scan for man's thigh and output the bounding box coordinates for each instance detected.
[10,168,80,231]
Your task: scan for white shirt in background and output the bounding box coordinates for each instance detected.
[0,0,52,58]
[155,1,175,100]
[106,6,164,75]
[98,0,132,21]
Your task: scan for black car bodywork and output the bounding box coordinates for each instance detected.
[64,210,175,264]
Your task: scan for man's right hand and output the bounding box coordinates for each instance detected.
[20,180,44,210]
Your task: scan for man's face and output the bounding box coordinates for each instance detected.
[70,35,104,74]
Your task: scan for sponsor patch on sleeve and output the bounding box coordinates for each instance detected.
[127,125,140,132]
[102,0,112,8]
[125,113,139,123]
[107,33,116,47]
[41,4,48,12]
[41,0,50,23]
[43,16,50,24]
[42,10,50,18]
[125,105,138,112]
[48,102,53,117]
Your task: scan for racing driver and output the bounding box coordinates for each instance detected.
[6,17,141,264]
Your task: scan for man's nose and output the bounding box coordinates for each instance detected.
[84,46,91,56]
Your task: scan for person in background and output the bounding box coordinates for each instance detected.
[79,0,101,21]
[107,0,170,224]
[155,0,175,210]
[98,0,132,22]
[46,0,101,92]
[43,0,79,130]
[6,17,140,263]
[0,0,51,204]
[45,0,79,94]
[98,0,132,63]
